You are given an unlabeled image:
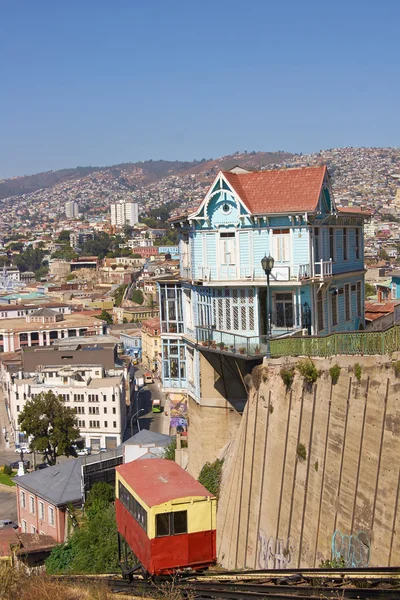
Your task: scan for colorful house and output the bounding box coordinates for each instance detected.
[158,165,368,412]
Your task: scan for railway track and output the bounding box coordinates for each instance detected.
[57,568,400,599]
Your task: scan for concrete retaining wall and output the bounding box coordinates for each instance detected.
[217,355,400,569]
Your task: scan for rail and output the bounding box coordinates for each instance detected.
[270,323,400,358]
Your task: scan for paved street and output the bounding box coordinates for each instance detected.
[125,377,168,440]
[0,488,17,522]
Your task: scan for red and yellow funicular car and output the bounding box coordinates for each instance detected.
[115,458,216,575]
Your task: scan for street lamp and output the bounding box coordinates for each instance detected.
[261,255,275,358]
[130,408,145,437]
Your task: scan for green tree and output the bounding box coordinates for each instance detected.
[97,309,113,325]
[46,504,119,574]
[57,230,71,242]
[18,391,80,465]
[379,248,390,261]
[146,294,157,315]
[85,482,114,520]
[131,289,144,305]
[113,284,128,307]
[365,282,375,297]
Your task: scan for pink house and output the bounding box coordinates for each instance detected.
[15,459,82,543]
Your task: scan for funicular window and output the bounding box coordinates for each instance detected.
[118,481,147,532]
[155,511,187,537]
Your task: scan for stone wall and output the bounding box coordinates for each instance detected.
[217,355,400,569]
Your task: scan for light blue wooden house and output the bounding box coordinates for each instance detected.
[157,165,368,407]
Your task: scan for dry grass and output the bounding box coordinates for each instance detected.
[0,564,115,600]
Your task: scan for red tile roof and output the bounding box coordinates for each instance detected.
[222,165,327,214]
[337,206,372,216]
[117,458,214,507]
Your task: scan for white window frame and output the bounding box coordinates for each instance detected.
[329,227,336,262]
[272,229,290,263]
[31,525,37,534]
[48,506,55,527]
[39,501,45,522]
[219,231,236,266]
[20,490,26,509]
[392,283,397,300]
[30,495,35,515]
[22,519,27,533]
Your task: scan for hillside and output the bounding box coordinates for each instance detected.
[1,148,400,235]
[0,151,293,201]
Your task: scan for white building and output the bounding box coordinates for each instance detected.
[7,364,126,452]
[110,201,138,228]
[65,201,79,219]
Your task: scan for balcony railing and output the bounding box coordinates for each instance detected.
[298,259,333,281]
[196,326,300,358]
[190,261,333,283]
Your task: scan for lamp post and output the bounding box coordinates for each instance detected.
[130,408,144,437]
[261,254,275,358]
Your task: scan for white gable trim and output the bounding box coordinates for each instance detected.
[188,171,251,221]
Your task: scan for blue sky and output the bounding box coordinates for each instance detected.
[1,0,399,178]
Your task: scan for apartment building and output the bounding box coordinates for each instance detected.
[65,201,79,219]
[0,308,105,352]
[110,201,138,227]
[141,318,161,372]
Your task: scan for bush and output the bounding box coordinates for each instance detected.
[280,365,295,391]
[319,556,346,568]
[329,364,341,385]
[251,365,267,390]
[3,464,13,476]
[198,459,224,499]
[297,443,307,461]
[163,438,177,460]
[354,362,362,382]
[297,358,319,389]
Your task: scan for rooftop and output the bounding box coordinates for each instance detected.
[0,313,104,333]
[15,459,83,506]
[117,458,214,507]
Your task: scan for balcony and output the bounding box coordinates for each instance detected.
[298,259,333,281]
[186,261,333,284]
[195,326,301,358]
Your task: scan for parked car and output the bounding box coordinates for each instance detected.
[0,520,18,530]
[14,446,31,454]
[36,463,49,470]
[77,448,91,456]
[9,459,30,470]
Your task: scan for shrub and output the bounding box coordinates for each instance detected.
[280,365,295,391]
[198,459,224,500]
[268,404,274,414]
[297,358,319,389]
[393,360,400,378]
[297,443,307,461]
[329,363,341,385]
[314,460,319,472]
[251,365,267,391]
[3,464,13,476]
[319,556,346,568]
[354,362,362,382]
[163,438,177,460]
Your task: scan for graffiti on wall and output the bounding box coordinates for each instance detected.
[167,393,188,431]
[331,530,370,568]
[258,529,294,569]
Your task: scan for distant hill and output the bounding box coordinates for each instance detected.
[0,152,294,200]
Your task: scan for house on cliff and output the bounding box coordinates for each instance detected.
[157,166,369,448]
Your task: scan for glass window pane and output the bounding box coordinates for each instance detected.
[156,513,170,537]
[173,511,187,534]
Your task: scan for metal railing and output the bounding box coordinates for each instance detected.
[270,324,400,358]
[196,323,400,359]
